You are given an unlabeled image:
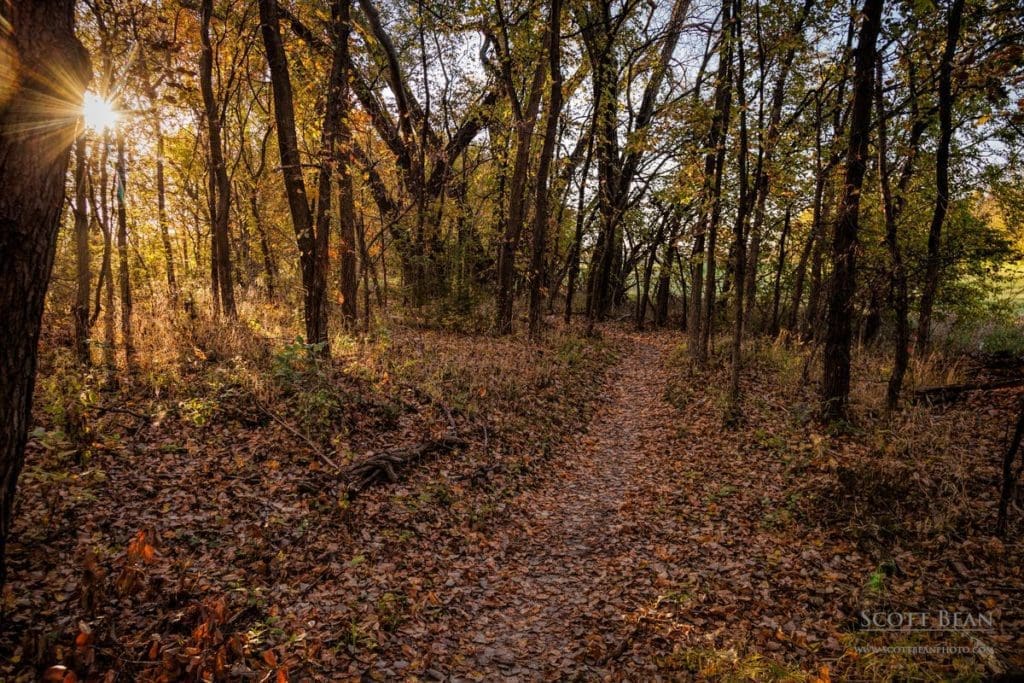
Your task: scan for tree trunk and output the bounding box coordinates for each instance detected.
[821,0,883,422]
[916,0,964,356]
[875,55,926,410]
[742,0,813,331]
[697,0,734,365]
[96,136,116,370]
[637,224,666,331]
[528,0,563,339]
[803,196,827,341]
[768,207,790,337]
[312,0,351,332]
[582,3,621,331]
[654,242,676,327]
[727,0,750,415]
[199,0,236,318]
[588,0,692,327]
[495,50,547,335]
[251,191,276,299]
[259,0,328,350]
[337,0,358,328]
[115,130,134,368]
[564,108,597,326]
[0,0,90,587]
[73,135,92,365]
[155,129,178,305]
[788,98,826,335]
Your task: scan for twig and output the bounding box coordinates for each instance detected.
[400,382,458,434]
[248,393,341,472]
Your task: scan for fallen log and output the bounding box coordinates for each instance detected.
[912,377,1024,405]
[341,435,467,498]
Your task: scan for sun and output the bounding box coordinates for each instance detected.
[82,91,119,131]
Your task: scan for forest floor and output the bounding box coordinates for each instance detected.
[2,321,1023,681]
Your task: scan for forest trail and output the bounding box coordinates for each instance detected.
[429,331,683,678]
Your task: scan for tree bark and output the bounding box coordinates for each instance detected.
[0,0,90,587]
[73,134,92,365]
[875,55,925,410]
[528,0,563,338]
[259,0,329,350]
[495,40,547,335]
[916,0,964,356]
[742,0,814,331]
[696,0,734,365]
[564,107,597,326]
[155,130,178,305]
[581,2,620,331]
[96,135,116,370]
[337,0,358,328]
[199,0,236,318]
[821,0,883,422]
[768,207,790,337]
[728,0,750,414]
[115,130,134,368]
[251,191,276,298]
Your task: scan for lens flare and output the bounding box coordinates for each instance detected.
[82,91,119,131]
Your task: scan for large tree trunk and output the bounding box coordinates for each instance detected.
[582,3,621,331]
[259,0,328,350]
[916,0,964,356]
[821,0,883,422]
[0,0,90,587]
[528,0,563,338]
[199,0,236,318]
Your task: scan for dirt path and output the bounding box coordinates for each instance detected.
[428,331,682,679]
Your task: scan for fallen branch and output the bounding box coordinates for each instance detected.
[912,377,1024,405]
[341,435,467,498]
